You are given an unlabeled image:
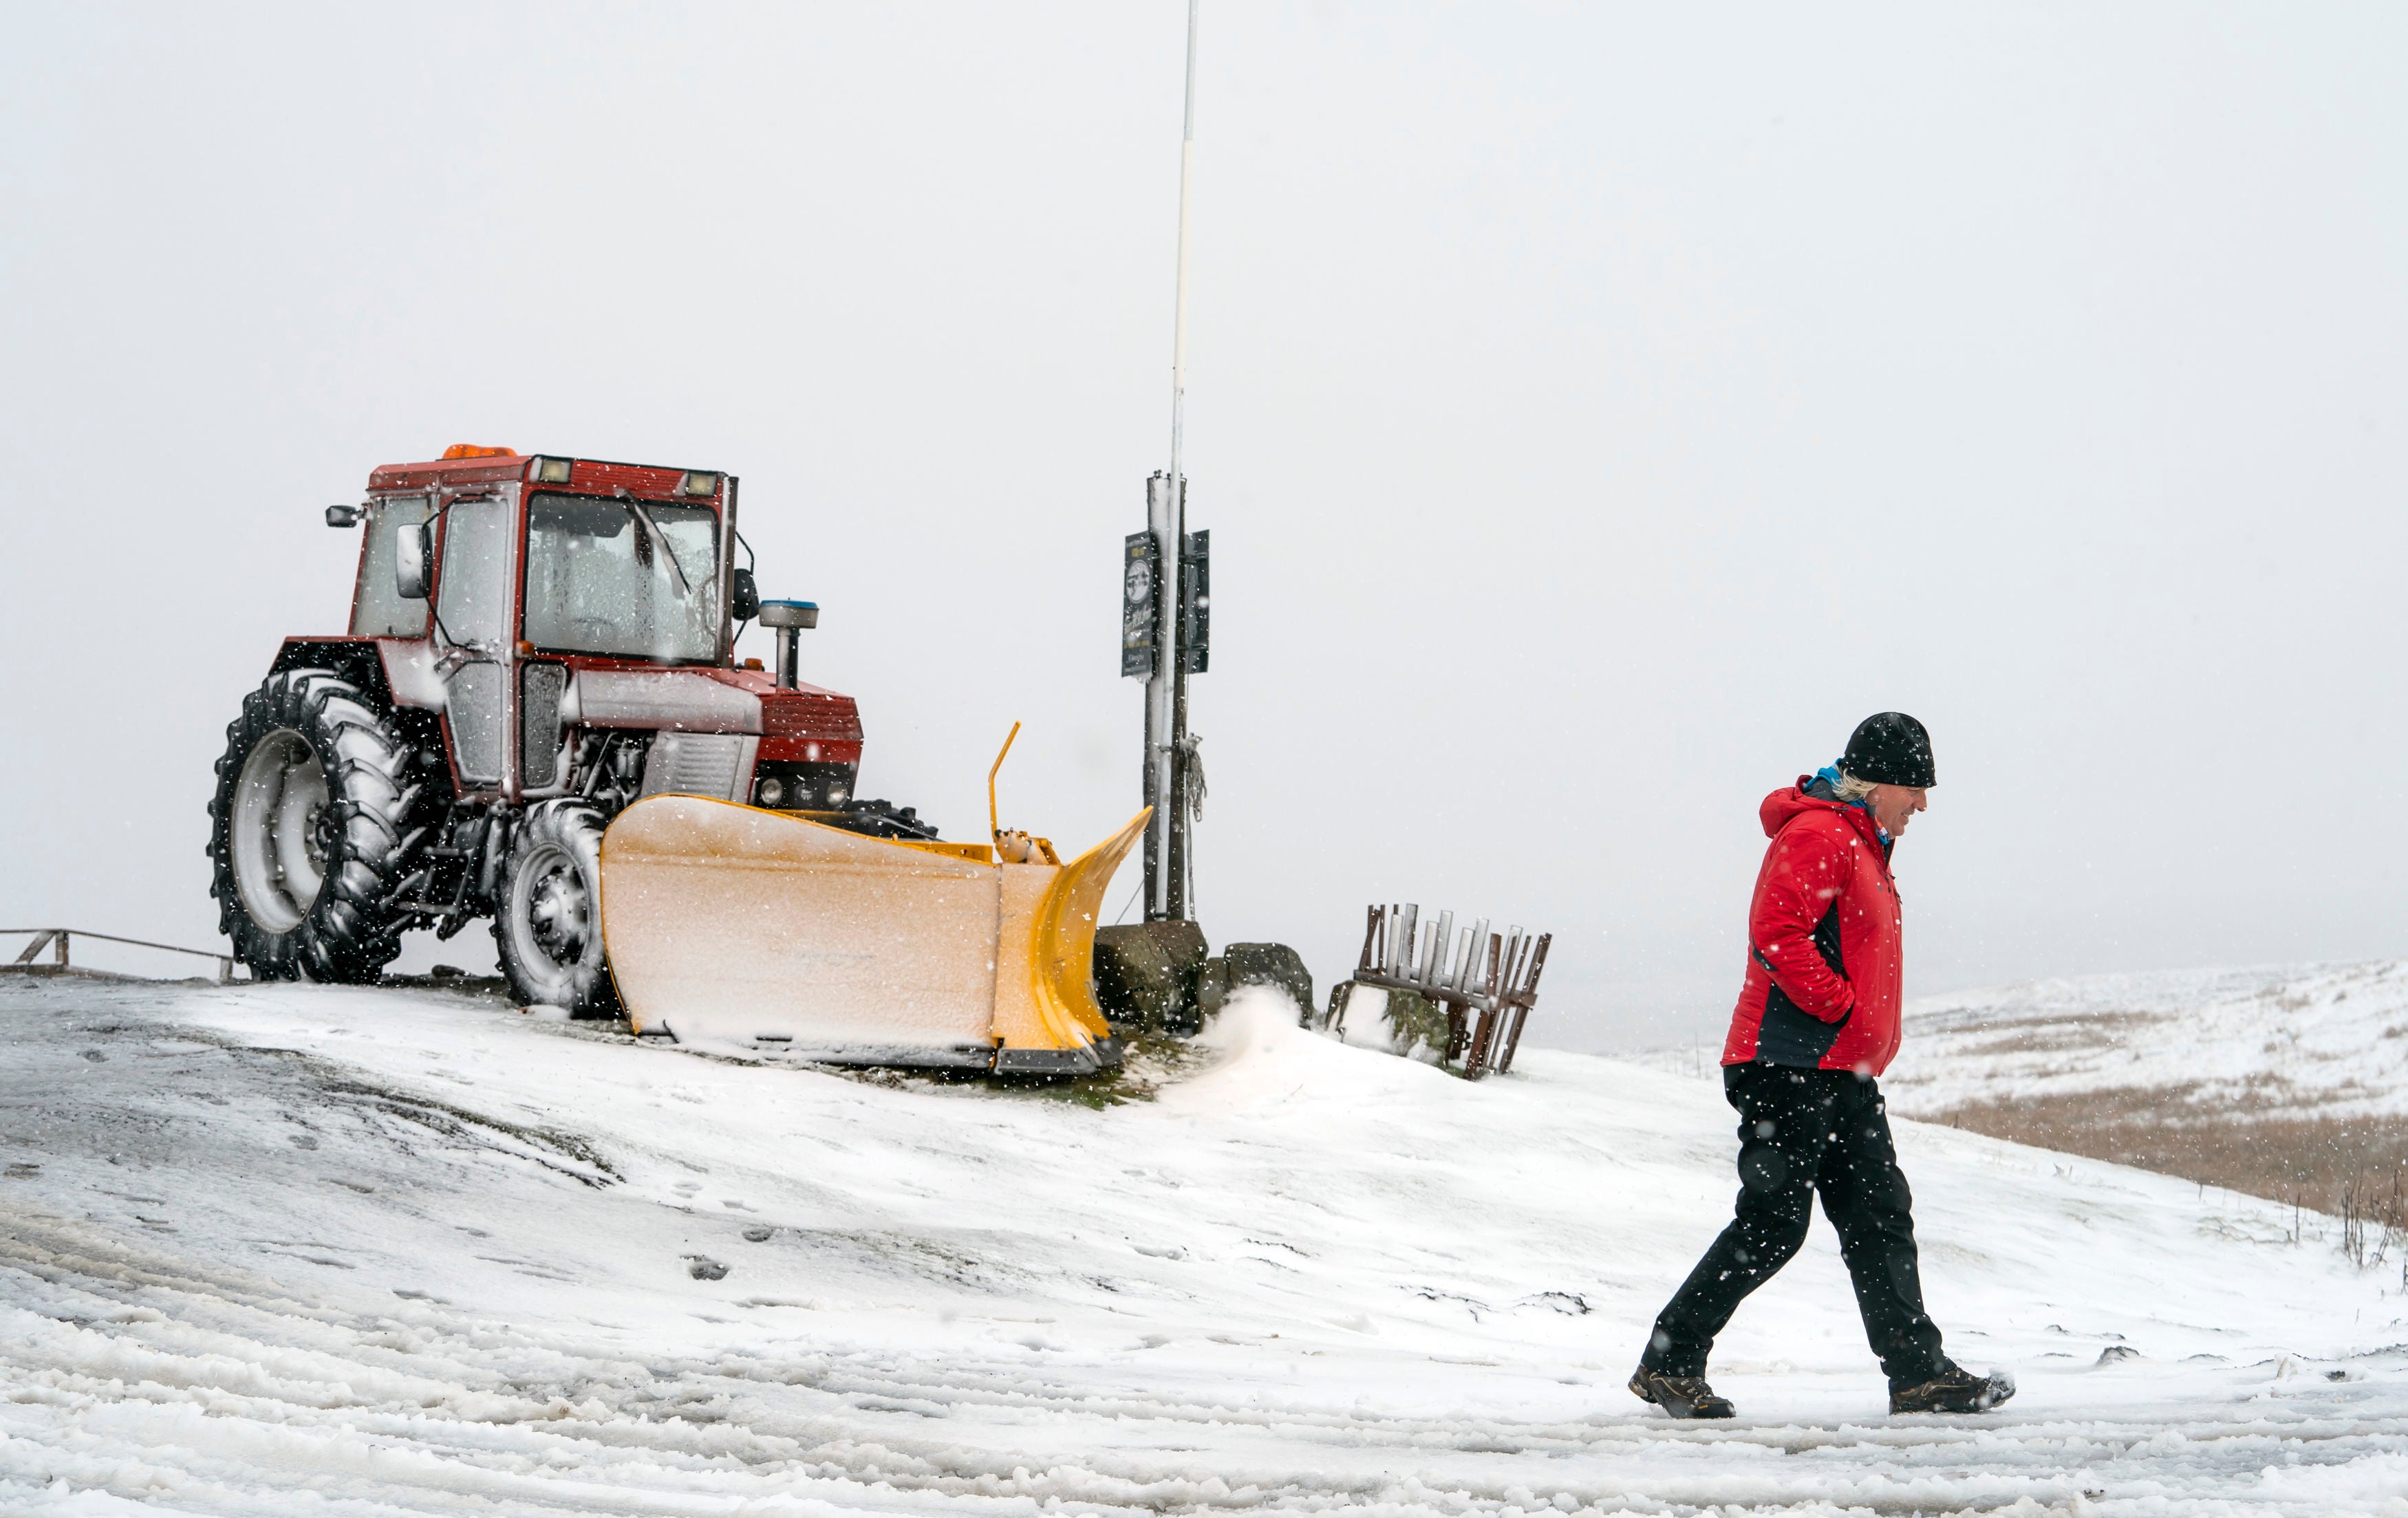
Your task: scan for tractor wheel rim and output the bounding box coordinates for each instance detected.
[231,729,327,933]
[518,845,590,968]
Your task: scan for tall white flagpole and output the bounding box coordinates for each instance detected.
[1146,0,1201,920]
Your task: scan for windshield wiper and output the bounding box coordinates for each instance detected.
[614,488,694,598]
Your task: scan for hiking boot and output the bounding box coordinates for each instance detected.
[1890,1363,2016,1415]
[1628,1366,1736,1420]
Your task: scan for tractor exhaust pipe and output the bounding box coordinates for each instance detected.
[757,600,819,688]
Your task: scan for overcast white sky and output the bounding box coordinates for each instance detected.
[3,4,2403,1050]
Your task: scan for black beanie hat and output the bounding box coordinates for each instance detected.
[1842,712,1935,789]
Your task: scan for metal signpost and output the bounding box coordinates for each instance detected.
[1128,0,1209,925]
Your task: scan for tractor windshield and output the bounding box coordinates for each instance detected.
[522,492,721,662]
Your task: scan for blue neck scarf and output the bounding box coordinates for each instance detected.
[1811,761,1891,847]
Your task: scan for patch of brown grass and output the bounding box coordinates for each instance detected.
[1925,1088,2408,1219]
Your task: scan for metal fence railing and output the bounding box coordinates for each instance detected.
[0,929,241,985]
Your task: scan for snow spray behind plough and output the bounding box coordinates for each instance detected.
[600,724,1150,1073]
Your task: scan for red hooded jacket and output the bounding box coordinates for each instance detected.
[1719,780,1905,1076]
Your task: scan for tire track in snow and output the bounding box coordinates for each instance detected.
[5,1211,2405,1517]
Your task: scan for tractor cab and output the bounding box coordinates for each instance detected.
[318,446,866,814]
[352,448,729,664]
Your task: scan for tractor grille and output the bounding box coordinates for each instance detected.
[638,733,758,803]
[762,691,864,742]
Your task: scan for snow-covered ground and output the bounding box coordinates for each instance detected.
[1881,959,2408,1123]
[3,977,2406,1516]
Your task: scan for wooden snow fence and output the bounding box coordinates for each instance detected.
[1326,904,1550,1079]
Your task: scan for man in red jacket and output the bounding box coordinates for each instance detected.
[1628,713,2014,1420]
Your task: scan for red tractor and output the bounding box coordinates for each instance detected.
[208,444,930,1012]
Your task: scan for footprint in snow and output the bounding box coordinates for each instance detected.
[742,1226,774,1243]
[685,1256,730,1281]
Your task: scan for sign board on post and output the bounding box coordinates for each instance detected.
[1121,532,1159,679]
[1179,530,1210,674]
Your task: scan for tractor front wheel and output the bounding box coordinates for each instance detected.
[493,800,619,1016]
[208,669,416,982]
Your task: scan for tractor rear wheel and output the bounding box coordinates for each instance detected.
[208,669,416,982]
[493,800,619,1016]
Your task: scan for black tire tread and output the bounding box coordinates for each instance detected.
[206,668,418,982]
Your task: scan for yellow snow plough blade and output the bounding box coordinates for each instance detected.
[597,796,1148,1072]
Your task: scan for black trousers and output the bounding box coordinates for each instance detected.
[1642,1063,1946,1388]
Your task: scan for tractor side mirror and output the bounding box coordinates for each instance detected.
[395,521,433,600]
[731,567,760,622]
[325,503,361,528]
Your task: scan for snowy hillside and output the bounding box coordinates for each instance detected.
[3,977,2406,1515]
[1882,959,2408,1123]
